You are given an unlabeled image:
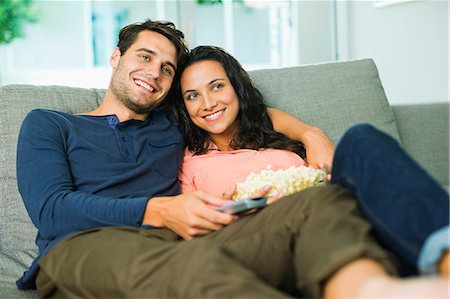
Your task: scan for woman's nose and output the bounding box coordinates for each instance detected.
[202,94,217,110]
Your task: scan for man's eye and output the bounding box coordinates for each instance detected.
[140,55,150,61]
[162,66,172,76]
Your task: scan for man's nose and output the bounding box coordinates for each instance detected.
[144,62,160,79]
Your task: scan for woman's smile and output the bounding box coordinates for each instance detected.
[203,109,225,121]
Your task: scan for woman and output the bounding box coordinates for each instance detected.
[177,48,308,197]
[171,45,448,295]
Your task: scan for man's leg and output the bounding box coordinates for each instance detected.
[36,226,288,298]
[208,185,398,298]
[331,124,450,275]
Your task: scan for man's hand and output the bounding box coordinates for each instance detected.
[143,191,237,240]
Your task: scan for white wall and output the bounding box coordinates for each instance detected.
[344,0,448,105]
[2,0,446,105]
[0,1,169,88]
[297,1,335,65]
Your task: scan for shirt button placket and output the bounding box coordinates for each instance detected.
[122,133,131,160]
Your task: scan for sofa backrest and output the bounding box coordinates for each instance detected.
[392,103,449,188]
[249,58,400,144]
[0,58,400,260]
[0,85,105,254]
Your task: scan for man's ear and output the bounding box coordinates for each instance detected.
[110,48,121,69]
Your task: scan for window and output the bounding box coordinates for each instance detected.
[0,0,336,88]
[180,0,300,70]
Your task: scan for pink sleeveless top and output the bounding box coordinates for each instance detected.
[179,142,306,196]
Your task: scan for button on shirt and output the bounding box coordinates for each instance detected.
[16,108,183,289]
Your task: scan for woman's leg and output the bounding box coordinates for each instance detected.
[331,124,449,275]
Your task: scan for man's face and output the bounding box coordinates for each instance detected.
[109,30,178,115]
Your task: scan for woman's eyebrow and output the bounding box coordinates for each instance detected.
[183,89,194,96]
[208,78,225,85]
[182,78,225,96]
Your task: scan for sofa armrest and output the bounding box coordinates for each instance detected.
[392,103,449,188]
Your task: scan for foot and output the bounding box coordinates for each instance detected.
[438,251,449,276]
[358,275,448,299]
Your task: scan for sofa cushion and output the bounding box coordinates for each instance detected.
[0,251,37,298]
[249,58,400,144]
[0,85,105,293]
[392,103,449,188]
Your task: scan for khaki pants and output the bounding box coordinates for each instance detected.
[36,185,397,298]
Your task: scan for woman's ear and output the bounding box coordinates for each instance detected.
[110,48,121,69]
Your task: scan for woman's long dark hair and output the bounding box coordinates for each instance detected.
[171,45,306,159]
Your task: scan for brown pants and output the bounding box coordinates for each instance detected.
[36,185,397,298]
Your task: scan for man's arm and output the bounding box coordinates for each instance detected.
[17,110,149,240]
[267,108,335,168]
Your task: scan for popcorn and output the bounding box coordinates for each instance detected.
[232,166,327,200]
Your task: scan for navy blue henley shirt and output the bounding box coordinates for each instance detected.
[16,108,184,289]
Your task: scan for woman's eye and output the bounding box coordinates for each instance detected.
[212,84,223,90]
[186,93,197,101]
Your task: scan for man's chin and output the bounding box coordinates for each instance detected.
[126,101,162,115]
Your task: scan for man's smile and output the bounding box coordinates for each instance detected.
[134,78,157,93]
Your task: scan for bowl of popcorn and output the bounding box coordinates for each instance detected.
[232,166,327,201]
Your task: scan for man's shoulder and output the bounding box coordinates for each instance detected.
[23,109,84,131]
[152,107,172,122]
[26,108,71,120]
[19,109,75,141]
[151,107,181,130]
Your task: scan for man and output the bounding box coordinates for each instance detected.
[16,19,445,298]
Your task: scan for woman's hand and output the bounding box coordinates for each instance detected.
[302,127,335,169]
[267,108,335,168]
[222,184,284,205]
[322,163,332,182]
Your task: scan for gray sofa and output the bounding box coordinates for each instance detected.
[1,59,448,298]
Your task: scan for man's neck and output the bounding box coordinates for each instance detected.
[85,91,149,122]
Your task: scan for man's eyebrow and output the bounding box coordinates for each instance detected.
[136,48,177,71]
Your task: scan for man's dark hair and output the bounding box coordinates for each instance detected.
[173,45,306,159]
[117,19,188,69]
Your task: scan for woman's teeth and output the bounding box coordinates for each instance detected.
[204,110,224,120]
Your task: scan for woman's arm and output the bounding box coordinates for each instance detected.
[267,108,335,169]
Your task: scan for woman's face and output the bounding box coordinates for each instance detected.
[180,60,240,146]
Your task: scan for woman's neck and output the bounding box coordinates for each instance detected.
[210,136,233,151]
